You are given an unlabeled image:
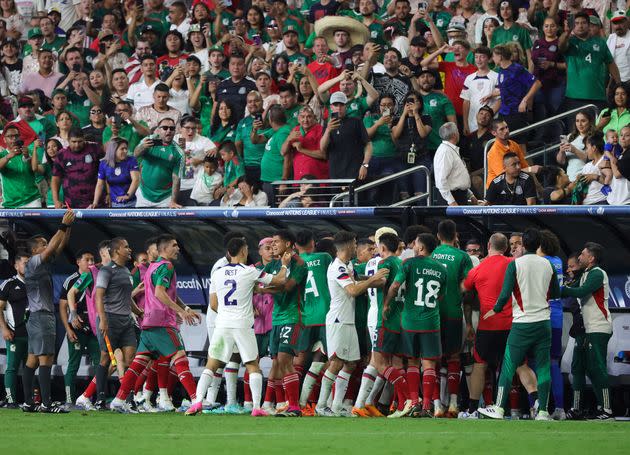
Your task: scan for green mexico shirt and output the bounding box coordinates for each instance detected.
[260,124,292,183]
[102,122,148,156]
[431,244,473,320]
[301,252,333,326]
[74,271,94,292]
[264,256,307,325]
[235,116,267,167]
[139,143,184,203]
[0,150,40,208]
[353,261,369,328]
[285,105,301,129]
[223,156,245,187]
[151,259,175,289]
[565,36,613,101]
[377,255,403,332]
[363,116,397,158]
[422,92,455,151]
[491,24,533,50]
[396,256,447,332]
[334,96,368,119]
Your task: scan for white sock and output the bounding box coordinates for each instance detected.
[225,362,239,406]
[317,369,337,409]
[449,393,458,408]
[65,386,72,403]
[159,388,170,404]
[5,388,13,404]
[205,368,223,404]
[366,375,385,406]
[250,372,263,409]
[195,369,214,404]
[142,387,153,404]
[439,367,448,405]
[332,370,352,412]
[378,382,393,406]
[299,361,325,407]
[355,365,378,409]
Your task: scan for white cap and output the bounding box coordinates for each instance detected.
[329,91,348,105]
[375,227,398,245]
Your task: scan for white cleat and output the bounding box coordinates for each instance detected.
[137,399,158,413]
[478,405,505,420]
[157,400,176,412]
[551,408,567,421]
[457,410,479,419]
[387,399,413,419]
[535,410,553,421]
[75,395,96,411]
[261,405,277,416]
[315,406,336,417]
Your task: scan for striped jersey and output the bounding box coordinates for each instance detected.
[562,266,612,334]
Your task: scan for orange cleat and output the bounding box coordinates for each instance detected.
[365,404,385,417]
[301,403,315,417]
[352,407,371,418]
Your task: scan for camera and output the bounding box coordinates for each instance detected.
[252,35,262,46]
[16,138,24,147]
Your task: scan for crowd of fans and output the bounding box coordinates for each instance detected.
[0,0,630,208]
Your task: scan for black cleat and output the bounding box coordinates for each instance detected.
[565,408,586,420]
[20,403,40,413]
[94,399,109,411]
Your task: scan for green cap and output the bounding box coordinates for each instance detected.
[28,27,43,39]
[51,88,67,98]
[282,24,298,35]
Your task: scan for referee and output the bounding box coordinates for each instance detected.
[21,209,75,413]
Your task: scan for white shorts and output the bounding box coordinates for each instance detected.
[326,323,360,362]
[209,326,256,364]
[206,312,239,355]
[135,190,170,208]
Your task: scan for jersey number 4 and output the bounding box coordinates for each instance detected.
[224,279,237,306]
[413,278,440,308]
[304,271,319,297]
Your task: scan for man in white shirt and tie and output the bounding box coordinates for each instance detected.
[433,122,478,206]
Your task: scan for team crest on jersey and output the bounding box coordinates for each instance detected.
[549,45,557,52]
[512,35,518,41]
[593,44,600,51]
[430,99,437,107]
[350,102,358,110]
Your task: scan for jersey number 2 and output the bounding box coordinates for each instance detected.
[224,279,237,306]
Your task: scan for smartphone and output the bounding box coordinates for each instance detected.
[72,63,81,72]
[16,138,24,147]
[253,113,262,122]
[252,34,262,46]
[568,13,575,30]
[418,1,428,10]
[331,112,339,120]
[99,42,107,53]
[135,0,144,10]
[152,138,163,147]
[222,0,232,6]
[344,62,354,71]
[113,113,122,128]
[383,108,391,117]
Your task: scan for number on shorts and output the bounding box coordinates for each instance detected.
[280,326,292,343]
[367,268,376,297]
[224,279,237,306]
[413,278,440,308]
[304,270,319,297]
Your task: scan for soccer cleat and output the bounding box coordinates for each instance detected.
[261,405,277,416]
[157,400,176,412]
[185,402,203,416]
[551,408,567,421]
[446,403,459,418]
[510,409,522,420]
[530,399,539,419]
[433,402,446,418]
[251,408,269,417]
[94,399,109,411]
[416,409,434,418]
[75,395,96,411]
[333,408,353,417]
[224,404,245,414]
[137,400,158,413]
[352,407,371,418]
[535,410,553,421]
[365,404,385,417]
[387,399,413,419]
[315,406,336,417]
[110,400,138,414]
[243,402,253,413]
[5,402,19,409]
[478,405,505,420]
[589,409,614,421]
[409,404,424,418]
[275,406,302,417]
[20,403,40,413]
[457,410,479,419]
[565,408,586,421]
[275,403,289,414]
[301,404,315,417]
[39,403,70,414]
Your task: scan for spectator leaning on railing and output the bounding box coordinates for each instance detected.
[434,122,477,206]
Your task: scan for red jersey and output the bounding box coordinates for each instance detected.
[463,255,513,331]
[437,61,476,116]
[307,60,341,92]
[291,124,329,180]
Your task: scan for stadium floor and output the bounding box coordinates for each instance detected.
[1,410,628,454]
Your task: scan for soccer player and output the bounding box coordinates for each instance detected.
[110,234,201,412]
[186,237,292,416]
[509,232,523,257]
[538,230,566,420]
[353,233,413,419]
[295,230,333,415]
[431,220,473,417]
[478,229,561,421]
[0,253,30,408]
[59,250,99,405]
[316,231,387,417]
[561,242,614,420]
[260,230,307,417]
[21,209,75,413]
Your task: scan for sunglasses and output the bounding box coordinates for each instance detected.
[161,126,176,131]
[90,109,102,114]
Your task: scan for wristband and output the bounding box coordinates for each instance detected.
[184,306,191,312]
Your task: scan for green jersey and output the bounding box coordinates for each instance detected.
[73,271,94,293]
[301,252,333,326]
[377,255,403,332]
[344,96,370,119]
[363,116,397,158]
[395,256,447,332]
[102,122,147,155]
[491,24,532,50]
[139,144,184,203]
[151,259,175,288]
[0,150,40,208]
[235,116,267,167]
[565,36,613,101]
[260,124,292,183]
[285,105,301,128]
[223,157,245,187]
[431,244,473,320]
[422,92,455,151]
[353,261,369,328]
[264,255,307,325]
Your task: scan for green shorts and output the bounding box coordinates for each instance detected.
[296,325,327,354]
[440,318,463,356]
[401,330,441,359]
[256,332,270,358]
[373,327,401,355]
[269,324,300,357]
[356,326,370,358]
[137,327,185,359]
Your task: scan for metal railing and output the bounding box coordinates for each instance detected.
[329,165,432,207]
[270,179,354,207]
[482,104,598,196]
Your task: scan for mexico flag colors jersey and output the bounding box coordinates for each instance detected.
[301,252,333,326]
[210,263,274,329]
[431,244,473,321]
[395,256,447,332]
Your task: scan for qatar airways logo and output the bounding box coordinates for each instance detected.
[177,277,211,290]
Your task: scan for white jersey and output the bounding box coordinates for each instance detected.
[365,256,380,328]
[210,263,273,329]
[206,256,229,330]
[326,258,356,325]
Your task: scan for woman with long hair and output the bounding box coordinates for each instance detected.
[596,82,630,134]
[556,109,595,181]
[205,100,238,147]
[246,6,268,41]
[576,132,612,205]
[271,54,290,86]
[91,139,140,208]
[87,69,111,109]
[480,17,500,48]
[0,0,23,40]
[52,111,73,148]
[31,138,64,207]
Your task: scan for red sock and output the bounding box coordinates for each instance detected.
[509,386,520,411]
[345,368,361,402]
[294,364,304,380]
[307,370,324,403]
[432,373,441,402]
[406,366,420,405]
[145,363,157,393]
[447,360,461,396]
[173,356,196,400]
[83,377,97,398]
[422,368,436,410]
[274,378,285,404]
[483,373,494,406]
[168,366,178,395]
[264,378,275,403]
[134,362,150,393]
[283,372,300,408]
[384,366,409,408]
[116,357,149,400]
[244,370,252,403]
[157,356,170,389]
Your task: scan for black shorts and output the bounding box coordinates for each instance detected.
[473,329,510,367]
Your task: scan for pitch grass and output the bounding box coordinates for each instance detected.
[1,409,627,455]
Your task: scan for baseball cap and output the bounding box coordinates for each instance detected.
[611,10,627,22]
[282,24,298,35]
[329,91,348,105]
[28,27,43,39]
[18,96,34,107]
[446,22,466,33]
[1,37,18,47]
[478,105,494,116]
[51,88,68,98]
[140,24,158,34]
[589,15,602,26]
[97,29,114,41]
[209,44,224,54]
